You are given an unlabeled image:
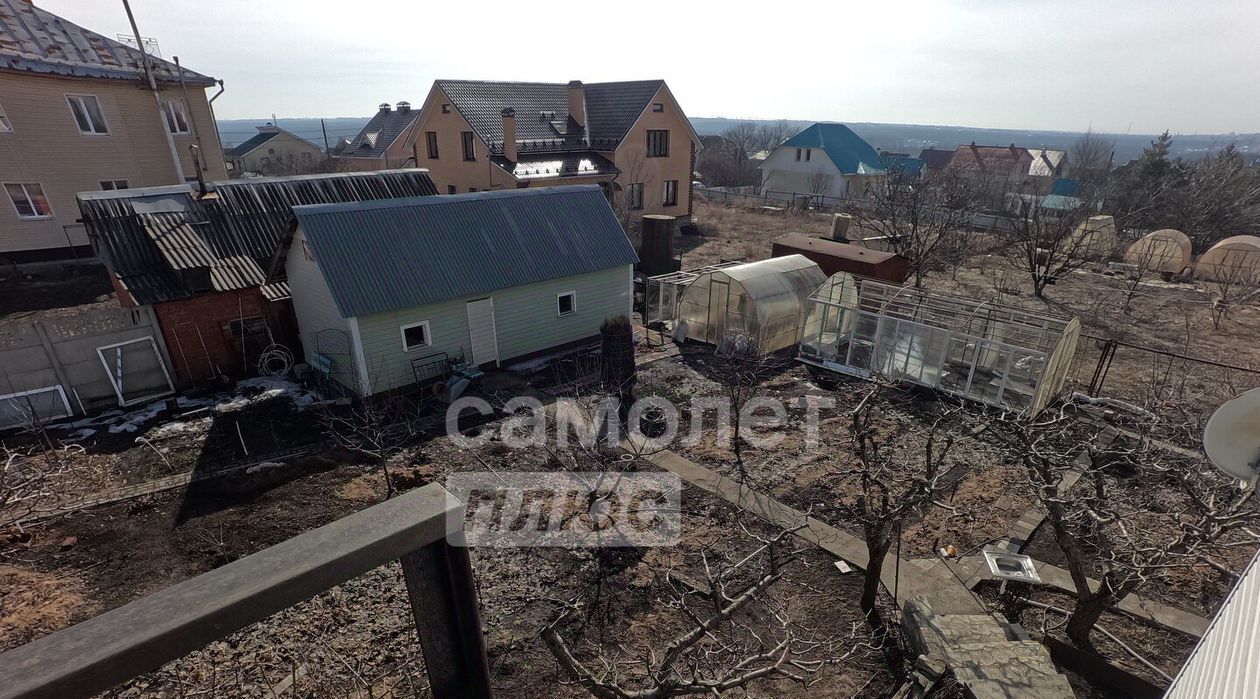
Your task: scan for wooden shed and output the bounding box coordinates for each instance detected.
[771,234,909,283]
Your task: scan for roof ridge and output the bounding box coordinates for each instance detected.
[294,184,604,218]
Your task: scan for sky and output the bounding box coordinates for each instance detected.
[38,0,1260,135]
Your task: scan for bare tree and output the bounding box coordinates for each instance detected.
[1117,233,1169,315]
[708,332,793,477]
[998,410,1259,647]
[999,184,1111,298]
[1,443,77,529]
[847,169,983,287]
[615,151,648,228]
[753,120,796,156]
[807,170,834,198]
[318,392,424,499]
[1201,251,1260,330]
[543,524,876,698]
[828,383,957,627]
[1068,130,1114,185]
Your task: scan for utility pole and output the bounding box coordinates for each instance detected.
[321,118,330,155]
[122,0,185,182]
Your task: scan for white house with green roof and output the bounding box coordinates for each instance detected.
[758,122,886,201]
[285,185,637,396]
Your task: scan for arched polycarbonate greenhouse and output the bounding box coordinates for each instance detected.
[1125,228,1192,274]
[1195,235,1260,282]
[674,255,826,353]
[799,273,1081,415]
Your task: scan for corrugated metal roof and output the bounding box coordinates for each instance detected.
[0,0,214,85]
[79,170,439,305]
[778,123,885,175]
[295,185,639,318]
[1166,548,1260,698]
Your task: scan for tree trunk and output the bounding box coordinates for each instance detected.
[861,538,892,628]
[381,457,394,499]
[1065,595,1109,647]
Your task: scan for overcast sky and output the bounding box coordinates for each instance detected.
[39,0,1260,134]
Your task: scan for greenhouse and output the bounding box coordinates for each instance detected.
[674,255,826,353]
[798,274,1081,415]
[645,261,745,325]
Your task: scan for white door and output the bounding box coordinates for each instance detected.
[465,297,499,366]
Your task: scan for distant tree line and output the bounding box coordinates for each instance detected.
[695,120,796,188]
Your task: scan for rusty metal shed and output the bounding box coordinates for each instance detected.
[771,234,909,283]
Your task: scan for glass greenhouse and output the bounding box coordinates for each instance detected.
[674,255,827,353]
[799,273,1081,415]
[645,261,745,325]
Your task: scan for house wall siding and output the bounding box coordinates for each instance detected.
[758,148,881,199]
[285,228,353,388]
[611,84,697,218]
[352,266,632,394]
[0,71,227,256]
[229,131,324,175]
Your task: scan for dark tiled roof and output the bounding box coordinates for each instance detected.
[340,107,420,159]
[490,152,619,180]
[436,79,665,154]
[225,131,280,158]
[79,170,439,305]
[294,186,639,318]
[0,0,214,85]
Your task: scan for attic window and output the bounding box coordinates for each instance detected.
[652,103,664,113]
[442,104,451,114]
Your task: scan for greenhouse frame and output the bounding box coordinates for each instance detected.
[799,274,1081,415]
[673,255,826,353]
[645,261,745,326]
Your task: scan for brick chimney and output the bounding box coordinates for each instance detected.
[502,107,517,162]
[566,80,585,130]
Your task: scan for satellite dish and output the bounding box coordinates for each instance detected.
[1203,388,1260,493]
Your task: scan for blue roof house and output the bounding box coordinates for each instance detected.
[758,123,886,202]
[285,186,638,395]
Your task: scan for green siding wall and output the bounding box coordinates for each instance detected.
[354,265,632,394]
[285,229,355,392]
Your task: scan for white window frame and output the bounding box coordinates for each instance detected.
[161,100,190,134]
[5,182,54,219]
[66,94,110,135]
[0,101,12,133]
[95,336,176,407]
[100,179,129,191]
[557,290,577,317]
[0,385,72,430]
[400,320,432,351]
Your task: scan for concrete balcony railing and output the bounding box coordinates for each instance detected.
[0,483,492,699]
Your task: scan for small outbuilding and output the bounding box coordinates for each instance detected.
[771,234,909,283]
[1195,235,1260,283]
[799,274,1080,415]
[1125,228,1192,274]
[286,185,638,396]
[674,255,826,353]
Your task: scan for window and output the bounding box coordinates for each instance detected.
[628,182,643,211]
[646,129,669,157]
[557,291,576,317]
[267,148,275,155]
[663,180,678,207]
[0,102,11,132]
[795,148,802,161]
[301,152,312,164]
[161,100,190,134]
[426,131,439,159]
[442,104,451,114]
[469,187,477,193]
[447,185,457,194]
[66,95,108,134]
[804,149,811,162]
[5,183,53,219]
[461,131,476,161]
[400,321,430,351]
[229,316,268,339]
[652,103,664,113]
[99,179,129,190]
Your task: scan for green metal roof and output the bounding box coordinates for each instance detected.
[295,185,639,318]
[781,123,885,175]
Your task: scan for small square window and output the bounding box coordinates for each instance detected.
[99,179,129,190]
[442,104,451,114]
[66,94,109,135]
[652,103,664,112]
[447,185,457,194]
[5,182,53,219]
[401,321,431,351]
[557,291,576,317]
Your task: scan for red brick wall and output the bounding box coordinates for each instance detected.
[154,289,300,383]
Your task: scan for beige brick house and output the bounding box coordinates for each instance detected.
[343,79,701,221]
[0,0,227,261]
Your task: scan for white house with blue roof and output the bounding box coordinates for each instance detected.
[758,123,886,201]
[284,185,638,396]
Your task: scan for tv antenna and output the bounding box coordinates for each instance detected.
[116,33,161,58]
[1203,388,1260,496]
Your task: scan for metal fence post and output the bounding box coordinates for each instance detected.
[400,541,494,699]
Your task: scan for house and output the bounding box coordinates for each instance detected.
[879,152,926,180]
[333,101,422,171]
[945,142,1036,204]
[78,170,438,383]
[225,124,325,176]
[1025,148,1067,194]
[396,79,701,219]
[0,0,227,262]
[917,148,955,177]
[758,123,885,201]
[285,186,638,396]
